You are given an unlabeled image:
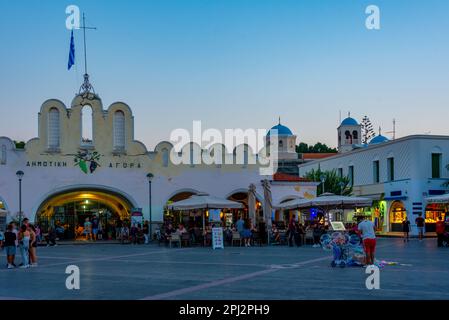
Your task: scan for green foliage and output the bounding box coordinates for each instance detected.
[304,168,353,196]
[296,142,337,154]
[14,141,25,149]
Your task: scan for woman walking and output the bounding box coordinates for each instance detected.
[18,225,31,268]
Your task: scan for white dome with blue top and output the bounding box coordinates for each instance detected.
[370,134,389,145]
[266,121,293,137]
[340,117,359,126]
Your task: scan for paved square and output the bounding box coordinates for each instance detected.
[1,238,449,300]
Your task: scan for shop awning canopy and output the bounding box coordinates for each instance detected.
[0,209,8,214]
[275,192,373,210]
[167,193,244,210]
[425,193,449,204]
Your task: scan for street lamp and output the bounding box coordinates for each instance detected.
[146,173,154,242]
[16,170,24,225]
[320,174,326,195]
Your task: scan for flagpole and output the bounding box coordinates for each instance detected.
[83,12,87,75]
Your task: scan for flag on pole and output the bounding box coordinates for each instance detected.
[68,30,75,70]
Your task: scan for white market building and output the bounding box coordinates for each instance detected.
[0,91,317,237]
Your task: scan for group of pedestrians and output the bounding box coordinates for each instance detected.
[1,218,38,269]
[402,214,447,247]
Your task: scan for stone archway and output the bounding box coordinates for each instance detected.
[34,186,136,239]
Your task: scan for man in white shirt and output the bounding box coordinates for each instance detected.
[358,217,376,265]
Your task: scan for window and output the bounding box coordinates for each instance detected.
[348,166,354,186]
[387,157,395,181]
[243,147,248,167]
[162,148,169,167]
[338,168,343,179]
[113,111,125,150]
[1,145,6,165]
[81,105,93,145]
[352,130,358,140]
[373,160,380,183]
[279,140,283,148]
[47,108,60,150]
[431,153,442,178]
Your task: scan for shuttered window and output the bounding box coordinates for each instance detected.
[114,111,125,150]
[48,108,60,149]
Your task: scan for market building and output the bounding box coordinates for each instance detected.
[298,116,449,235]
[0,90,317,238]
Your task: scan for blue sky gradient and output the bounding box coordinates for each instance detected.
[0,0,448,149]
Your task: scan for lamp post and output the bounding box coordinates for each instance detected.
[320,174,326,195]
[16,170,24,225]
[146,173,154,242]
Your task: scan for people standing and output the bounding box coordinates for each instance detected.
[91,215,99,241]
[28,224,38,267]
[312,223,322,248]
[84,218,92,241]
[415,214,425,241]
[243,218,252,247]
[45,227,57,246]
[402,218,411,242]
[358,217,377,266]
[436,216,445,247]
[18,225,30,268]
[236,216,245,238]
[287,218,296,247]
[143,220,150,244]
[3,224,17,269]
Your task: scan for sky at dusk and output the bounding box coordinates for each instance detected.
[0,0,448,150]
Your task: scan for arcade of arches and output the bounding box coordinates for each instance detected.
[36,190,133,239]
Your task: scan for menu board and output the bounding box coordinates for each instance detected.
[212,227,224,250]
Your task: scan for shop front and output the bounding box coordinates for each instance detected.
[425,203,447,232]
[389,200,407,232]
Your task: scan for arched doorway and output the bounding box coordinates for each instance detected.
[36,189,134,240]
[226,191,263,226]
[389,201,407,232]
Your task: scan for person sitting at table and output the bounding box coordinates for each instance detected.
[177,224,188,234]
[270,224,280,244]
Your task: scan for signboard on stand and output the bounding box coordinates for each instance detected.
[131,208,143,227]
[212,227,224,250]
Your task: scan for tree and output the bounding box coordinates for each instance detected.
[296,142,337,154]
[304,168,353,196]
[14,141,25,149]
[361,116,375,144]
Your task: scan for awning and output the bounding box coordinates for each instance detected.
[425,193,449,204]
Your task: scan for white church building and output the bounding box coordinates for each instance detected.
[298,116,449,235]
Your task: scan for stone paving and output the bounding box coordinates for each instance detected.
[1,238,448,300]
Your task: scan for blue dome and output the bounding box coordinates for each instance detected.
[369,135,389,145]
[267,124,293,137]
[341,117,359,126]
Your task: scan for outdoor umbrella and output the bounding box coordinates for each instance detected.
[425,193,449,204]
[248,184,257,222]
[262,179,273,229]
[167,193,243,246]
[276,192,372,223]
[167,193,243,210]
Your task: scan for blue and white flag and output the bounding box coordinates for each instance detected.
[68,30,75,70]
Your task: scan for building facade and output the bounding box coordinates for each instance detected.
[298,118,449,235]
[0,92,317,236]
